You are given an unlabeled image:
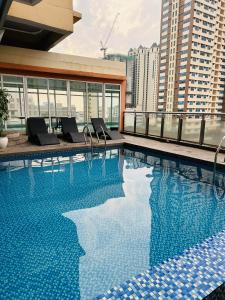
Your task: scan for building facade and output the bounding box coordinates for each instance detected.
[0,0,126,131]
[129,44,159,112]
[158,0,225,113]
[104,53,135,109]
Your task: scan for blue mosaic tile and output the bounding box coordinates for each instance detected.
[1,147,225,299]
[95,230,225,300]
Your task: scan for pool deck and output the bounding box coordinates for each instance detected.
[1,134,224,168]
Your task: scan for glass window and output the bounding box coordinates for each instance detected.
[27,77,48,117]
[87,83,103,121]
[1,74,122,132]
[2,75,25,130]
[70,81,86,125]
[105,84,120,127]
[49,79,67,117]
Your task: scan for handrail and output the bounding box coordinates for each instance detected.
[213,136,225,180]
[124,111,225,116]
[213,135,225,201]
[100,125,107,154]
[83,125,93,154]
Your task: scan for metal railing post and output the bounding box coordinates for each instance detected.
[199,114,206,145]
[177,116,183,142]
[160,114,165,138]
[145,113,149,136]
[123,112,125,131]
[134,113,137,134]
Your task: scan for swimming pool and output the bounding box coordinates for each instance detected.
[0,146,225,299]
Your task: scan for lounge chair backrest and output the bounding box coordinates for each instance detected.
[61,117,79,134]
[91,118,108,133]
[27,117,48,136]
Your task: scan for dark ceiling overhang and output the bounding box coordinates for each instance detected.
[0,0,78,51]
[1,18,67,50]
[0,0,13,28]
[14,0,42,5]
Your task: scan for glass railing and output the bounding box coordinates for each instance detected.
[123,111,225,148]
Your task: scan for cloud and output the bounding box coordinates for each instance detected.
[52,0,161,58]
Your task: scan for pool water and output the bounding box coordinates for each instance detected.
[0,146,225,299]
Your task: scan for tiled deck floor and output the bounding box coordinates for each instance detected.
[0,134,124,157]
[123,135,225,167]
[1,134,224,168]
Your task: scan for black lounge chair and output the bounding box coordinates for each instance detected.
[27,117,60,146]
[91,118,124,141]
[61,117,86,143]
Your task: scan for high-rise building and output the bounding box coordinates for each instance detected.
[129,44,160,111]
[158,0,225,113]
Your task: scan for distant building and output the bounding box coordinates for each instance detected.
[128,44,160,111]
[158,0,225,113]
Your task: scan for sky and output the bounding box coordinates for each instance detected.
[52,0,161,59]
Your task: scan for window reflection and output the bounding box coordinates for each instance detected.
[0,75,121,130]
[49,80,68,117]
[105,84,120,127]
[27,78,48,117]
[70,81,86,125]
[3,76,25,130]
[87,83,103,121]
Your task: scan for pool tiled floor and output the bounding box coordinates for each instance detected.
[1,133,225,299]
[95,230,225,300]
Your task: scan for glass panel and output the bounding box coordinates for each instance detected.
[163,115,179,139]
[49,79,67,91]
[182,116,201,143]
[136,114,146,134]
[204,116,225,147]
[112,94,119,127]
[27,78,47,89]
[70,81,86,125]
[88,83,102,93]
[105,84,120,90]
[105,89,120,128]
[87,83,103,121]
[27,92,39,117]
[124,113,134,132]
[149,114,161,136]
[27,78,48,117]
[70,81,86,92]
[105,93,112,125]
[39,93,49,117]
[3,75,23,84]
[2,75,25,131]
[49,79,67,117]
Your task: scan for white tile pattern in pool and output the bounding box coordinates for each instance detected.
[95,230,225,299]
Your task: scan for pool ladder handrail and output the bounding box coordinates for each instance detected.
[213,135,225,200]
[100,125,107,154]
[83,125,93,154]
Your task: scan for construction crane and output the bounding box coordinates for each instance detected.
[100,12,120,59]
